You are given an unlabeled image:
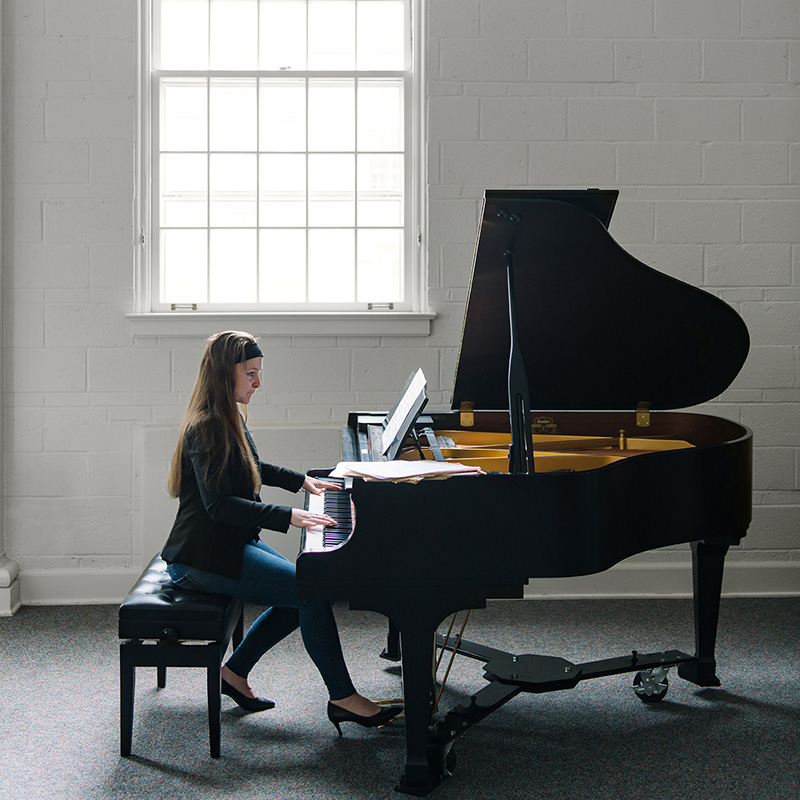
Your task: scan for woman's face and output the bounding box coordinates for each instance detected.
[233,356,263,405]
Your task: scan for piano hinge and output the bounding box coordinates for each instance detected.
[460,401,474,428]
[636,402,651,428]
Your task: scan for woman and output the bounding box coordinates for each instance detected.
[162,330,401,734]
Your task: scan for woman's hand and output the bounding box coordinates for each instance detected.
[302,476,341,495]
[290,508,337,529]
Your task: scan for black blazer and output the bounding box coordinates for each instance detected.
[162,422,305,579]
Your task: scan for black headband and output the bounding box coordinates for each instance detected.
[238,341,263,362]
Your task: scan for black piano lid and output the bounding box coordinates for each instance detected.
[452,189,750,412]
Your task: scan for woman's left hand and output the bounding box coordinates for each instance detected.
[303,476,341,495]
[290,508,337,529]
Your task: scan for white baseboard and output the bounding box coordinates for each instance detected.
[19,568,141,607]
[12,560,799,609]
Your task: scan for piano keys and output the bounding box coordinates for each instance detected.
[296,188,752,796]
[302,479,354,551]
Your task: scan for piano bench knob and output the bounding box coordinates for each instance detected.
[159,627,179,645]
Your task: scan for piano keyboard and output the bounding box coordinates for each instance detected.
[302,479,355,552]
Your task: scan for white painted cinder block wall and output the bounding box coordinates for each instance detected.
[1,0,798,608]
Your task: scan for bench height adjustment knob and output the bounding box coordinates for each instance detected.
[159,627,179,645]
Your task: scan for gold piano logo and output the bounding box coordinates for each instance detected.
[532,417,558,434]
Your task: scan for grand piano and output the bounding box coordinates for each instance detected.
[297,189,752,796]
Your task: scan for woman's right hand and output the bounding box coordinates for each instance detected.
[290,508,337,529]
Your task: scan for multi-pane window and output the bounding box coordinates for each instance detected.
[148,0,415,312]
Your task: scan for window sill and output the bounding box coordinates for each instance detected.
[126,311,435,337]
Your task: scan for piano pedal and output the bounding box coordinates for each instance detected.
[375,697,404,707]
[374,696,405,720]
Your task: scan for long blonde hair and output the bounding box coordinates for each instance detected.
[167,331,261,498]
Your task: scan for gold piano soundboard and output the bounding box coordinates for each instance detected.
[399,428,694,474]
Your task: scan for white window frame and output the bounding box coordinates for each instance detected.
[131,0,431,336]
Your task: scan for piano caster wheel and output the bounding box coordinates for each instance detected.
[633,668,669,703]
[444,746,457,775]
[424,743,457,786]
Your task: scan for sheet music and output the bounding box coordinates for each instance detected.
[330,460,484,483]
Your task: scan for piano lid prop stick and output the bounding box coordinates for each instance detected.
[504,248,536,474]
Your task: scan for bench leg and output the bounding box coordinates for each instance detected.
[157,663,167,688]
[207,645,222,759]
[232,605,244,650]
[120,640,136,757]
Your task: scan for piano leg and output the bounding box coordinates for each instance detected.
[396,626,437,796]
[381,619,402,662]
[679,536,733,687]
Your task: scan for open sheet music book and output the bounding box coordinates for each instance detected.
[330,460,484,483]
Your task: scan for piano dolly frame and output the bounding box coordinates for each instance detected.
[395,534,735,797]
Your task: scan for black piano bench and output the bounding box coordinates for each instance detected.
[118,554,244,759]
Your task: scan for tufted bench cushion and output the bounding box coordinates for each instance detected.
[119,554,244,759]
[119,554,238,642]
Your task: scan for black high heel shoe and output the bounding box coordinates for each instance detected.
[327,702,403,735]
[221,678,275,712]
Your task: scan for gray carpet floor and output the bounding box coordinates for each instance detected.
[1,597,798,800]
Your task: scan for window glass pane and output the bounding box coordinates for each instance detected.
[259,79,306,152]
[161,229,208,302]
[153,0,412,310]
[357,1,404,70]
[210,153,257,226]
[160,0,209,70]
[357,79,403,151]
[210,0,259,69]
[209,229,257,301]
[260,154,306,226]
[309,154,354,227]
[259,0,307,69]
[357,154,402,226]
[308,1,355,70]
[209,78,257,151]
[309,79,355,152]
[162,79,208,152]
[308,229,355,302]
[161,154,208,226]
[357,228,402,302]
[260,229,307,302]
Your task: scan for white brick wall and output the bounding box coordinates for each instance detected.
[1,0,798,603]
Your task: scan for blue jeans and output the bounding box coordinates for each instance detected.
[166,540,356,701]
